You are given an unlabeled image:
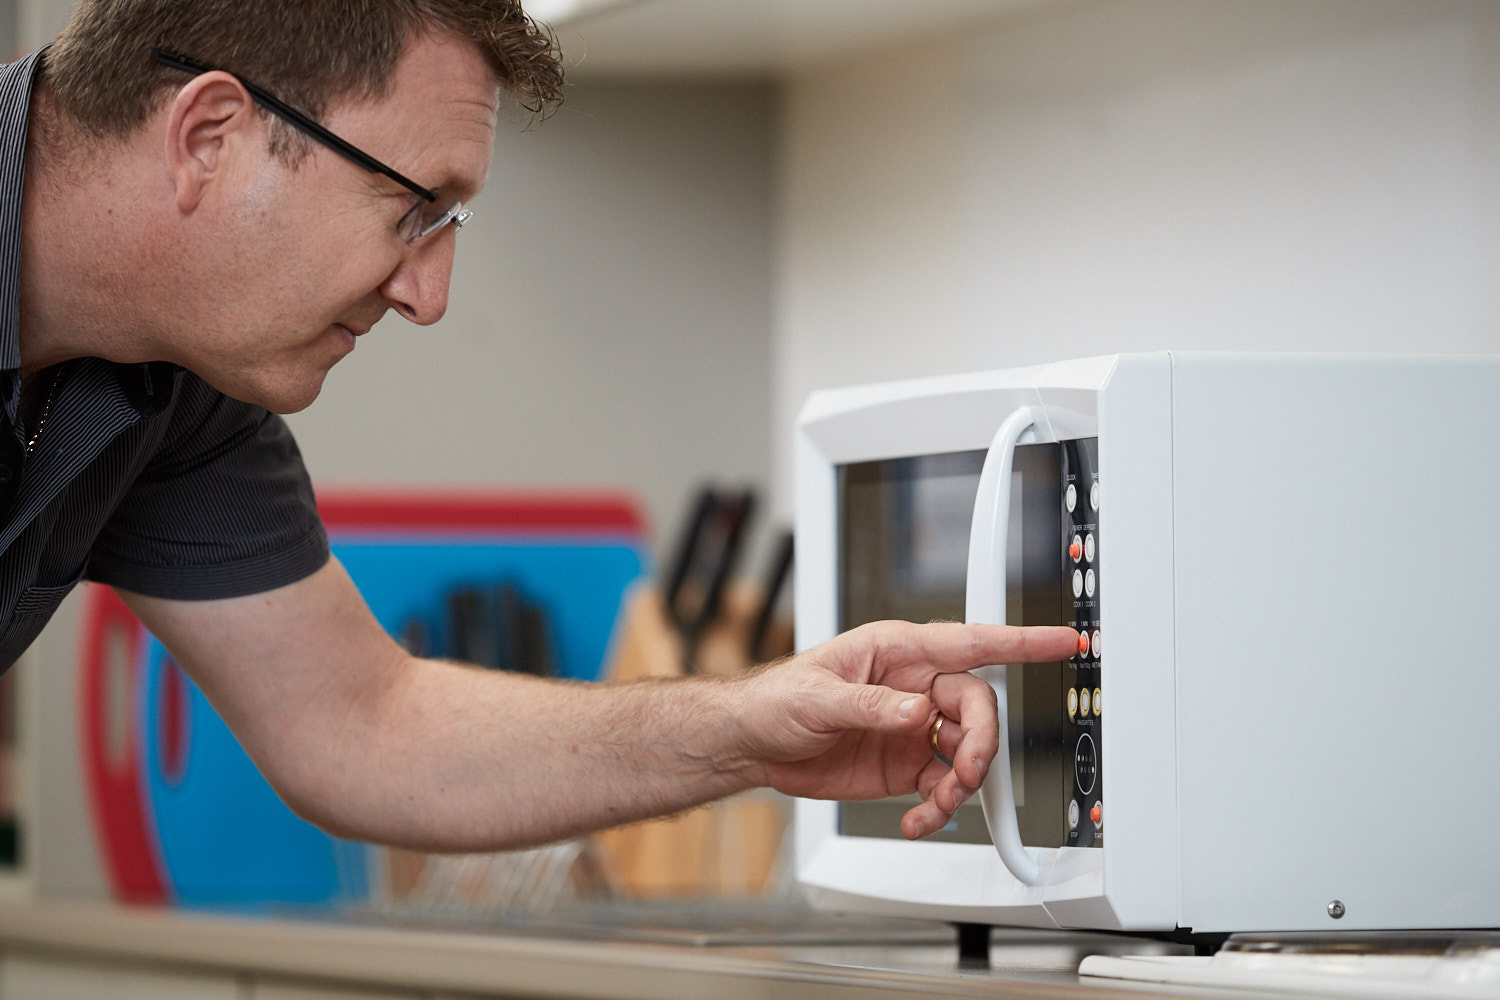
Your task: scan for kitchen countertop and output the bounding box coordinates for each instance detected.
[0,897,1321,1000]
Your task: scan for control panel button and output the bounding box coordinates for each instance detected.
[1092,687,1101,716]
[1076,631,1090,657]
[1090,802,1102,827]
[1090,481,1100,511]
[1068,688,1078,720]
[1072,569,1084,598]
[1066,483,1078,512]
[1068,799,1080,830]
[1090,629,1101,658]
[1084,533,1096,563]
[1074,734,1098,796]
[1079,688,1091,716]
[1069,534,1083,563]
[1084,568,1096,598]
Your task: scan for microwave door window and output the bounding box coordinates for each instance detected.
[838,451,983,629]
[835,445,1076,847]
[838,451,988,843]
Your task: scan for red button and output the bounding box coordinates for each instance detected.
[1069,536,1082,561]
[1076,632,1090,656]
[1090,803,1102,824]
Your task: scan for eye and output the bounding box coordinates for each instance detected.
[395,192,467,244]
[396,196,427,243]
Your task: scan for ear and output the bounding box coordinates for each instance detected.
[163,72,261,214]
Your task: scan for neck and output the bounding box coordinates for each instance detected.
[19,85,164,375]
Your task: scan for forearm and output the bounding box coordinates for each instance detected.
[124,563,1077,854]
[275,658,762,852]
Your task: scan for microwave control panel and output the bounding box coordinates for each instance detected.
[1061,438,1102,848]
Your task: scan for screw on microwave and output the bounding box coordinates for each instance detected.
[1327,900,1346,919]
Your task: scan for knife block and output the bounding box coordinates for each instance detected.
[590,585,789,898]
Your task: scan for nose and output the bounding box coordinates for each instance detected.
[379,232,455,325]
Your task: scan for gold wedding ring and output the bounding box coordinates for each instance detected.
[929,715,951,766]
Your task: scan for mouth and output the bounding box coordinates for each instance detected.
[332,323,367,350]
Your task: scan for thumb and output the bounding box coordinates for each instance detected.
[825,684,931,736]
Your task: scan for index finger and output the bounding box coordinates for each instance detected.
[845,621,1081,677]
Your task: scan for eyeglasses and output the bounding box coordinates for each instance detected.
[151,48,472,244]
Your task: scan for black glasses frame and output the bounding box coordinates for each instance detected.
[151,48,437,205]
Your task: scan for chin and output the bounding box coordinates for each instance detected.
[206,370,330,415]
[262,379,328,415]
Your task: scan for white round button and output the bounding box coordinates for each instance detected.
[1084,568,1096,598]
[1072,569,1084,598]
[1084,533,1096,562]
[1068,798,1080,830]
[1079,688,1091,716]
[1090,629,1101,658]
[1068,688,1079,720]
[1092,687,1101,717]
[1090,482,1100,511]
[1066,483,1078,512]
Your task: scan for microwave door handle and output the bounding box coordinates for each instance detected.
[967,405,1045,886]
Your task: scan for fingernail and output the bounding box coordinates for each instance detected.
[898,697,916,720]
[952,787,970,808]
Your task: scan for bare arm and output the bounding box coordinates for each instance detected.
[120,558,1079,850]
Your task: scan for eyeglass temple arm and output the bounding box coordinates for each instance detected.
[150,48,437,203]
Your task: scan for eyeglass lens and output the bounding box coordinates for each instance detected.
[398,193,471,244]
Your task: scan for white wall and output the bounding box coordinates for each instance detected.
[773,0,1500,519]
[12,0,68,57]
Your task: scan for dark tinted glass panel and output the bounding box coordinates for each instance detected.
[835,442,1092,849]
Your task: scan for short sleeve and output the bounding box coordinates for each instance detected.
[84,378,330,600]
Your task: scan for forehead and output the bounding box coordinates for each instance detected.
[322,32,500,197]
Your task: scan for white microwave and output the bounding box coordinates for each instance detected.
[793,351,1500,938]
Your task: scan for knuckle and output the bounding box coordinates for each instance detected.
[850,683,887,719]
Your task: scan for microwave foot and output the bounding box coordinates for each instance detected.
[1193,935,1228,957]
[953,922,991,967]
[1150,928,1228,956]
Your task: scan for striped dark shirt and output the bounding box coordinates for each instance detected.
[0,52,330,670]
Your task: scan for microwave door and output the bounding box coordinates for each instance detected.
[831,445,1054,918]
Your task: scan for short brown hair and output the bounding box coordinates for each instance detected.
[45,0,563,151]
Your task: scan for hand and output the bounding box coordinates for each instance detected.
[735,620,1080,840]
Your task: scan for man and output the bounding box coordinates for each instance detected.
[3,0,1079,853]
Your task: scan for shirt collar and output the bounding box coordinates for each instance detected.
[0,50,44,378]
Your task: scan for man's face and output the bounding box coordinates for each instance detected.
[173,32,499,413]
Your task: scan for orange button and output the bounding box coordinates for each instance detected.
[1090,803,1102,824]
[1069,540,1082,561]
[1077,632,1090,656]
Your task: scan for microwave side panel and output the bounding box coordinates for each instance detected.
[1171,353,1500,933]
